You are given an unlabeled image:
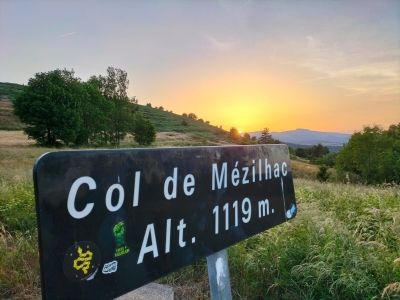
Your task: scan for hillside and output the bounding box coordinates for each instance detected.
[0,98,24,130]
[0,82,25,101]
[137,105,228,142]
[0,82,229,142]
[0,82,25,130]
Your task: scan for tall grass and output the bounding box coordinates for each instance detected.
[0,145,399,299]
[164,179,400,299]
[0,226,40,299]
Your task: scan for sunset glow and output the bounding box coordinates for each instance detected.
[1,1,399,133]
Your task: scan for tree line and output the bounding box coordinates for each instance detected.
[296,124,400,184]
[229,123,400,185]
[229,127,281,145]
[294,144,330,162]
[336,124,400,184]
[15,67,155,147]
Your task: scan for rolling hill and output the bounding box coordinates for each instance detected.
[0,82,229,142]
[0,82,25,101]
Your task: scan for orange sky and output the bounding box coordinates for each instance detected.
[1,1,399,133]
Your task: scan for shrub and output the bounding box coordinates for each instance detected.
[317,165,330,182]
[132,115,156,146]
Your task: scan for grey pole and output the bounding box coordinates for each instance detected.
[206,249,232,300]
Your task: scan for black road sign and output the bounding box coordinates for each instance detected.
[33,145,297,299]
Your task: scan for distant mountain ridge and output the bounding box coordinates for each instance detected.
[250,128,351,147]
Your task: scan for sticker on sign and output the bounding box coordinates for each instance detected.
[33,145,297,299]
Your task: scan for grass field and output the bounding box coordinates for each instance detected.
[0,135,399,299]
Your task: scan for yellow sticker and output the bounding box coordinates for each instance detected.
[63,241,101,281]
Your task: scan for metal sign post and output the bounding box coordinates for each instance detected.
[207,249,232,300]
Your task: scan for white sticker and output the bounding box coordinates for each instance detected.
[102,260,118,274]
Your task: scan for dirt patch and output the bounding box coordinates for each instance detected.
[0,130,34,147]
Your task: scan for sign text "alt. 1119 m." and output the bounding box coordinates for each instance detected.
[34,145,297,300]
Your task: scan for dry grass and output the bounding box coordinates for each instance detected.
[0,146,51,183]
[0,98,24,130]
[291,159,319,179]
[0,226,40,299]
[0,131,34,147]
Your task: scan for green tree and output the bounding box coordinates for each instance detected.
[316,165,330,182]
[295,148,307,158]
[75,81,113,145]
[229,127,241,142]
[258,127,280,144]
[132,115,156,146]
[336,125,399,184]
[14,69,83,146]
[241,132,251,144]
[89,67,135,146]
[188,113,197,120]
[310,144,329,158]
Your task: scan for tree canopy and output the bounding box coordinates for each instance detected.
[15,67,155,147]
[14,70,83,145]
[336,124,400,184]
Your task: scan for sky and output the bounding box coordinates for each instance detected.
[1,0,399,133]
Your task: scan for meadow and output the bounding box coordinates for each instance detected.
[0,132,399,299]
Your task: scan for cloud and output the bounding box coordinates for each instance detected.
[299,35,400,97]
[59,32,76,38]
[204,34,236,52]
[306,35,321,50]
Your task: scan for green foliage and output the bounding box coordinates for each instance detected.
[0,228,40,299]
[336,124,400,184]
[316,165,330,182]
[181,119,188,126]
[229,127,241,142]
[0,82,25,101]
[13,68,154,147]
[295,144,330,161]
[241,132,251,144]
[88,67,138,146]
[258,127,280,144]
[0,181,36,233]
[75,81,114,145]
[1,142,399,299]
[316,152,337,167]
[137,105,228,143]
[232,180,400,299]
[132,114,156,146]
[14,69,84,146]
[258,127,272,144]
[188,113,197,120]
[162,179,400,299]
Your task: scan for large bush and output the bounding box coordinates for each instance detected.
[336,124,400,184]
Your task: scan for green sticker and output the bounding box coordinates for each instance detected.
[113,221,130,257]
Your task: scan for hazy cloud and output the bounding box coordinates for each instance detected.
[59,32,76,38]
[204,34,236,52]
[299,35,400,97]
